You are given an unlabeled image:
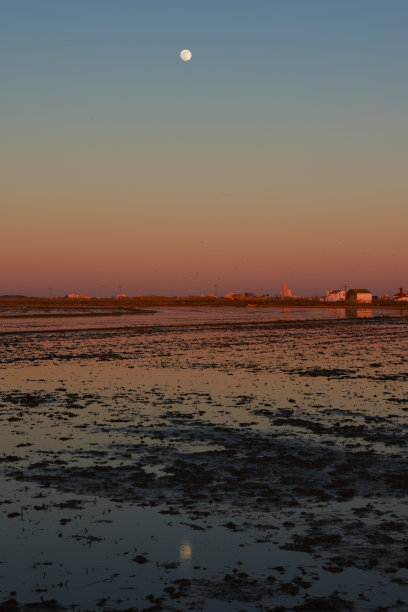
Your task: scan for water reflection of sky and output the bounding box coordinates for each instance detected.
[0,476,404,610]
[1,318,407,609]
[0,306,405,333]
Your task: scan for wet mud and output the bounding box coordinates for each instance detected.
[0,317,407,610]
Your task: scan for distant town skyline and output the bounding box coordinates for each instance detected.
[1,281,406,300]
[1,1,407,296]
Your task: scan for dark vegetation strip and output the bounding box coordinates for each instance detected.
[1,297,408,309]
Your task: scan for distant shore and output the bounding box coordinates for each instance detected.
[0,307,156,319]
[0,296,407,311]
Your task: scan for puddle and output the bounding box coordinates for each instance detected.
[0,316,407,609]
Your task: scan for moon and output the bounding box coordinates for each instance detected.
[180,49,192,62]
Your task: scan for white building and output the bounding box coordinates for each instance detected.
[280,284,292,298]
[393,288,408,302]
[325,289,345,302]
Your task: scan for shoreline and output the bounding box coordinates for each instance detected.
[1,297,408,311]
[0,314,405,337]
[0,308,156,319]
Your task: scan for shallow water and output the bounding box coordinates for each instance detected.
[0,316,407,610]
[0,305,406,333]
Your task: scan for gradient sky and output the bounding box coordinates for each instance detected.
[1,0,407,297]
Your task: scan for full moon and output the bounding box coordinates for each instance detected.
[180,49,192,62]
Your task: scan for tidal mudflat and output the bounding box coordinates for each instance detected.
[0,316,407,611]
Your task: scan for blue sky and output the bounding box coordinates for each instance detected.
[1,1,407,296]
